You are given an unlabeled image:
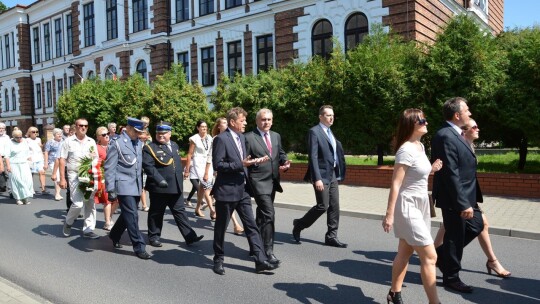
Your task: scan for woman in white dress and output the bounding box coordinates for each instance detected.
[4,130,34,205]
[382,109,443,304]
[184,120,216,219]
[26,126,47,194]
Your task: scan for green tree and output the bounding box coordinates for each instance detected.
[422,15,507,142]
[0,1,8,13]
[150,64,209,144]
[495,27,540,170]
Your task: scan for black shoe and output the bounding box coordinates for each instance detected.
[325,238,348,248]
[255,260,279,273]
[136,251,152,260]
[386,289,403,304]
[213,261,225,275]
[0,187,6,192]
[149,240,163,247]
[186,235,204,245]
[292,219,302,243]
[109,235,122,249]
[268,254,281,266]
[443,281,473,293]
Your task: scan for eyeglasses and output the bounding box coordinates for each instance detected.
[100,133,109,137]
[417,119,427,125]
[77,124,88,128]
[471,125,479,130]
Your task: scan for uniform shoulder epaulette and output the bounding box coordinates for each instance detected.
[145,142,174,166]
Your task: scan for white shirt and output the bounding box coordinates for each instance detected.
[59,135,98,175]
[0,134,10,156]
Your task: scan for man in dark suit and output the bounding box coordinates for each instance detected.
[211,107,280,275]
[292,105,347,248]
[142,122,203,248]
[431,97,484,293]
[245,108,290,264]
[105,118,151,260]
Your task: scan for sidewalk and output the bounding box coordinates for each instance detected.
[2,181,539,303]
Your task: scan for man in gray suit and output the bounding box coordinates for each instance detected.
[292,105,347,248]
[245,109,290,264]
[105,118,151,260]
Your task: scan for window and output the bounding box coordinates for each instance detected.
[5,34,11,67]
[133,0,148,32]
[54,19,63,58]
[44,23,51,61]
[227,40,242,79]
[176,0,189,22]
[33,28,40,64]
[106,0,118,40]
[201,46,214,86]
[226,0,242,9]
[68,76,75,89]
[312,19,333,59]
[345,13,368,51]
[46,81,52,107]
[0,45,3,69]
[105,65,117,79]
[35,83,42,109]
[11,88,16,111]
[256,34,273,73]
[200,0,214,16]
[177,52,189,81]
[135,60,147,80]
[84,2,95,47]
[87,71,95,79]
[66,14,73,54]
[4,89,9,111]
[57,79,64,99]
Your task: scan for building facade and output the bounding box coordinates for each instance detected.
[0,0,503,134]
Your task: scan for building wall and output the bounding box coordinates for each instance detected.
[1,0,505,131]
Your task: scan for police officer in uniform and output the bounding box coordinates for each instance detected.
[105,118,151,260]
[142,122,204,247]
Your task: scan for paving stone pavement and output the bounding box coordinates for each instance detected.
[1,181,538,303]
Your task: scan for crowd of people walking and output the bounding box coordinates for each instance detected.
[0,99,511,302]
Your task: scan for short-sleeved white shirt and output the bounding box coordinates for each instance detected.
[60,135,98,174]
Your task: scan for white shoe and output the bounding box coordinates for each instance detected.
[16,200,23,205]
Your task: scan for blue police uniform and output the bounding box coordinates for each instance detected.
[104,118,149,258]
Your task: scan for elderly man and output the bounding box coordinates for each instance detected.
[245,109,290,264]
[0,123,10,192]
[105,118,151,260]
[142,122,203,247]
[62,124,71,139]
[211,107,279,275]
[59,118,100,239]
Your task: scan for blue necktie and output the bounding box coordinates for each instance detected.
[327,128,337,166]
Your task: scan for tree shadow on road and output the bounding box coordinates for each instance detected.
[274,282,376,304]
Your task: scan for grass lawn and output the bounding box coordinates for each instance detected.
[287,152,540,174]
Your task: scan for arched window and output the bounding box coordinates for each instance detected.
[345,13,369,51]
[312,19,333,59]
[105,65,117,80]
[4,89,9,111]
[136,60,147,81]
[87,71,95,79]
[11,88,16,111]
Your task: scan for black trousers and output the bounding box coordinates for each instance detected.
[437,206,484,283]
[64,168,73,210]
[254,191,276,256]
[147,192,197,243]
[110,195,146,254]
[296,179,340,240]
[0,171,8,191]
[213,192,267,264]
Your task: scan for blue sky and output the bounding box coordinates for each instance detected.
[2,0,539,29]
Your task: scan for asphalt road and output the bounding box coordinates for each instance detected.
[0,190,539,304]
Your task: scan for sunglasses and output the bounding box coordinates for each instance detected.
[100,133,109,137]
[471,125,479,130]
[462,125,479,131]
[31,131,39,133]
[13,137,22,139]
[77,124,88,128]
[417,119,427,125]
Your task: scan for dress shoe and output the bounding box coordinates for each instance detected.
[443,281,473,293]
[136,251,152,260]
[268,254,281,266]
[325,238,348,248]
[186,235,204,245]
[292,219,302,243]
[255,260,279,273]
[213,261,225,275]
[149,240,163,247]
[113,241,123,249]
